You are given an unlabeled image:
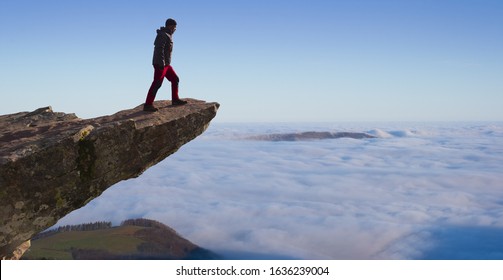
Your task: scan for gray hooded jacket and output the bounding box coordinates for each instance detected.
[152,27,173,67]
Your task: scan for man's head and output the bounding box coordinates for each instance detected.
[165,18,177,34]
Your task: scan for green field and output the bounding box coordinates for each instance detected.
[23,226,145,260]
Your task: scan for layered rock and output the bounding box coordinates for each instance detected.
[0,99,219,259]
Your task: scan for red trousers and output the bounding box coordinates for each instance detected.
[145,65,179,105]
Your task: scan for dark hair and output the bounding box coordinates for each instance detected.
[165,18,177,26]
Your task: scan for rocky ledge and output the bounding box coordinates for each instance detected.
[0,99,219,259]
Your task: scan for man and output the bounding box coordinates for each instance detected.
[144,18,187,112]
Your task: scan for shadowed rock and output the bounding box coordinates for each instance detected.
[0,99,219,259]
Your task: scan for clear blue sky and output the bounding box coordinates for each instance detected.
[1,0,502,122]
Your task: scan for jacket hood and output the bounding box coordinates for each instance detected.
[157,26,170,34]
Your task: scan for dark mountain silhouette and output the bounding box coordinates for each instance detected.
[248,131,376,141]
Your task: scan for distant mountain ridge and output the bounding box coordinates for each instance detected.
[22,218,220,260]
[248,131,376,141]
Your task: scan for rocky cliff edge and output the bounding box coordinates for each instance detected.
[0,99,219,259]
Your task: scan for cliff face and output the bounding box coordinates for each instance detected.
[0,99,219,259]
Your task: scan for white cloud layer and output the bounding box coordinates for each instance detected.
[55,122,503,259]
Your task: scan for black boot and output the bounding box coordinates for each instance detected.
[172,99,188,106]
[143,104,158,112]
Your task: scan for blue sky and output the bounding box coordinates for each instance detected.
[1,0,502,122]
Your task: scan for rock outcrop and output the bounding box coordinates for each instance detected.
[0,99,219,259]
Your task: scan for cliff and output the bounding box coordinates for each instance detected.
[0,99,219,259]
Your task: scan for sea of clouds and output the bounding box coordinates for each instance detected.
[54,122,503,259]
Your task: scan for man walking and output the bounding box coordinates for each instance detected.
[144,18,187,112]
